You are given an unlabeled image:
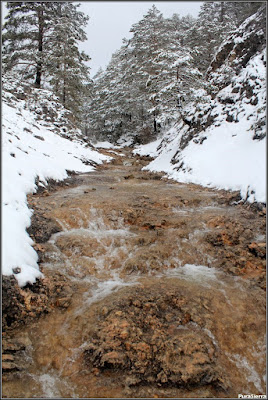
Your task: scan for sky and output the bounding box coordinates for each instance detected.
[1,1,202,78]
[78,2,202,77]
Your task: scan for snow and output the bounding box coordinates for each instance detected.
[93,138,137,149]
[145,119,266,203]
[133,138,162,157]
[184,123,265,202]
[2,90,110,287]
[93,141,120,149]
[135,49,266,204]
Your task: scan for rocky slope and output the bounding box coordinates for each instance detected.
[137,7,266,204]
[2,149,266,398]
[2,74,111,334]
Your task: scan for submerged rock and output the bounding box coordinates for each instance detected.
[84,281,227,391]
[26,213,61,243]
[2,273,73,331]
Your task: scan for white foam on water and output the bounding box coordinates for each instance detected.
[31,372,76,399]
[44,207,136,281]
[71,272,138,317]
[203,327,220,349]
[254,233,266,242]
[161,262,252,297]
[218,287,233,306]
[84,275,137,307]
[54,217,69,231]
[188,225,212,240]
[38,373,61,398]
[163,264,219,286]
[227,353,264,393]
[59,226,133,239]
[52,208,135,239]
[172,204,224,215]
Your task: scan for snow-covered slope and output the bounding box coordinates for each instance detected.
[135,8,266,204]
[2,77,110,287]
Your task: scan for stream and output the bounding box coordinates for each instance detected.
[2,148,266,398]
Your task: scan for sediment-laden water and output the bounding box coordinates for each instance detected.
[2,148,266,398]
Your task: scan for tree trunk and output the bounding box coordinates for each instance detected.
[63,46,67,106]
[63,84,66,106]
[63,65,66,106]
[35,8,44,88]
[220,2,225,23]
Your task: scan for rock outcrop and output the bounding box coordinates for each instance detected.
[172,6,266,154]
[84,282,227,390]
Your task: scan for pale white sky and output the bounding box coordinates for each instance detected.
[2,1,203,77]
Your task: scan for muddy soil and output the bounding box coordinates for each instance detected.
[2,147,266,398]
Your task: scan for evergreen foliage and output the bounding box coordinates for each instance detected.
[2,1,90,124]
[2,1,264,140]
[87,5,204,142]
[46,2,90,119]
[2,2,55,86]
[187,1,265,72]
[86,2,264,143]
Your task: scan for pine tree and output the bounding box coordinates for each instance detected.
[190,2,236,72]
[225,2,264,25]
[187,2,264,73]
[2,2,55,87]
[2,2,91,123]
[87,5,204,142]
[128,5,166,133]
[46,2,91,120]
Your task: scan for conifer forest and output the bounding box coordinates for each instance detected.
[2,2,266,398]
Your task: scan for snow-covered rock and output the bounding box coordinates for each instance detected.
[136,8,266,204]
[2,75,111,286]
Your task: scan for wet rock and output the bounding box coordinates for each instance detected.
[122,247,172,275]
[248,242,266,258]
[2,276,25,330]
[2,273,73,331]
[32,174,83,196]
[2,340,26,353]
[2,362,19,372]
[2,146,266,398]
[12,267,21,275]
[2,354,15,362]
[27,212,61,243]
[206,232,234,247]
[55,235,104,258]
[259,206,266,216]
[84,282,227,390]
[56,297,72,308]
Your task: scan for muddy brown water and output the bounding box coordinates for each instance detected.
[2,148,266,398]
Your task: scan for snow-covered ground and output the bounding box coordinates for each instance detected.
[133,138,162,158]
[135,49,266,204]
[93,134,136,149]
[139,120,266,203]
[93,141,121,149]
[2,88,110,287]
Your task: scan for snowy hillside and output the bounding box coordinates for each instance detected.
[135,9,266,204]
[2,78,110,286]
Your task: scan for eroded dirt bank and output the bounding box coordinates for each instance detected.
[2,147,266,398]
